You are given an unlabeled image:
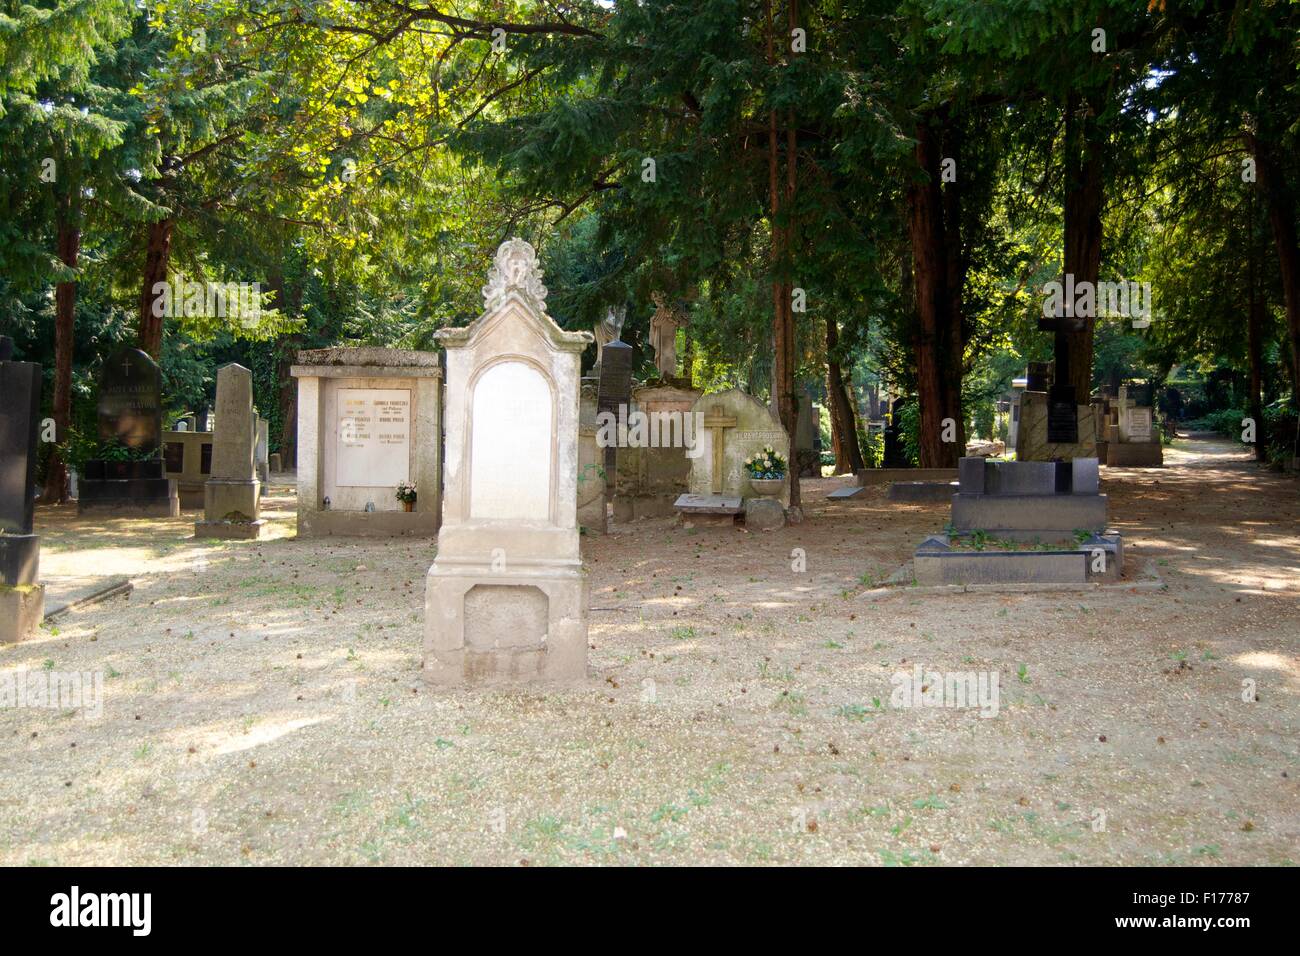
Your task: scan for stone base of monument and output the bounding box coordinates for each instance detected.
[612,492,681,522]
[194,518,266,540]
[78,459,179,517]
[914,457,1124,586]
[888,481,959,503]
[298,510,438,537]
[744,497,785,530]
[423,566,589,686]
[951,492,1108,534]
[0,584,45,644]
[914,532,1122,585]
[1105,441,1164,467]
[0,533,40,589]
[856,467,957,487]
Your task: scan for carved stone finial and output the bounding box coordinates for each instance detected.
[482,237,548,309]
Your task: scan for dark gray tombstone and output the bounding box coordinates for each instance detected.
[596,340,634,413]
[78,346,177,517]
[0,336,42,589]
[1046,384,1079,445]
[597,340,634,484]
[97,346,162,454]
[0,338,40,536]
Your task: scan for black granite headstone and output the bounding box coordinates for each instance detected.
[1046,384,1079,445]
[98,346,162,454]
[0,337,41,535]
[596,340,633,413]
[78,346,175,516]
[0,335,43,586]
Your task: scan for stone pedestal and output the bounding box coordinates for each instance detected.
[424,239,591,686]
[914,457,1123,585]
[1014,390,1097,462]
[196,363,263,539]
[0,532,40,587]
[0,584,44,644]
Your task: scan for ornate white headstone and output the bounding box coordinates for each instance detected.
[424,238,593,686]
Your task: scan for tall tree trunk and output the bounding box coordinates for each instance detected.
[138,217,174,360]
[765,0,800,510]
[825,315,864,473]
[1061,94,1103,399]
[1246,129,1300,449]
[907,116,962,467]
[40,207,79,504]
[1247,205,1266,463]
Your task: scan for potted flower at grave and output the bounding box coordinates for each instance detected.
[743,444,788,498]
[395,481,417,512]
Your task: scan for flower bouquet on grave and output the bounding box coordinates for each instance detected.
[743,445,787,497]
[395,481,417,511]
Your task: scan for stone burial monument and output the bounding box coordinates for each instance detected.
[1100,385,1164,467]
[195,363,264,539]
[292,347,442,537]
[78,346,179,517]
[914,457,1123,586]
[612,381,701,521]
[676,387,790,530]
[0,336,45,642]
[424,238,592,686]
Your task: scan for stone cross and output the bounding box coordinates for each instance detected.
[703,403,737,494]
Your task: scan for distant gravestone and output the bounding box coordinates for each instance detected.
[78,347,178,516]
[424,238,592,686]
[195,363,263,539]
[291,348,442,537]
[0,335,45,642]
[97,346,162,453]
[685,388,790,507]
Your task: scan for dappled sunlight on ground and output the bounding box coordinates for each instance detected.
[2,442,1297,865]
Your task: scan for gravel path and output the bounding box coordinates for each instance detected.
[2,437,1296,865]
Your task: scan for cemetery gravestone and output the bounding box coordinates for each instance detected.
[78,346,179,517]
[596,338,633,486]
[577,383,607,533]
[195,363,264,539]
[678,388,790,522]
[424,238,592,686]
[0,336,45,642]
[292,348,442,536]
[612,383,700,521]
[914,456,1122,585]
[163,428,214,508]
[1105,385,1163,467]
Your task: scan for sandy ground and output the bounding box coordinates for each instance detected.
[2,436,1296,866]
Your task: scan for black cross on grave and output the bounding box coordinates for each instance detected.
[1037,303,1085,445]
[122,354,134,377]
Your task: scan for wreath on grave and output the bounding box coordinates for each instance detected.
[743,445,787,479]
